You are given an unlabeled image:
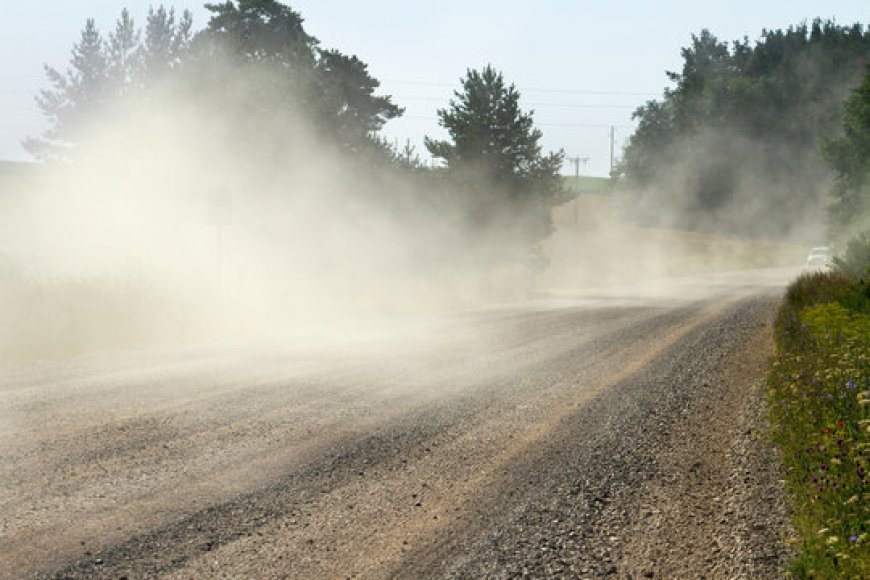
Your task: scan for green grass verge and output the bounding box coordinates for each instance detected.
[768,270,870,578]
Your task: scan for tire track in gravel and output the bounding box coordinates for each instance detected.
[390,294,789,579]
[57,298,734,579]
[1,303,658,578]
[2,282,792,579]
[379,295,742,579]
[26,302,712,580]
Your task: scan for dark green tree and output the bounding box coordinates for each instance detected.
[202,0,318,66]
[823,68,870,241]
[619,20,870,237]
[316,49,402,150]
[196,1,402,159]
[425,65,564,261]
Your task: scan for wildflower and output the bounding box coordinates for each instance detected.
[818,528,829,535]
[827,536,839,545]
[836,421,845,428]
[850,534,859,542]
[846,380,857,389]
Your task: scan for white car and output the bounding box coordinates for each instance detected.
[806,246,832,269]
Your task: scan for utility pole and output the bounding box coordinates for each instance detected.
[609,126,616,177]
[567,156,589,178]
[566,156,589,224]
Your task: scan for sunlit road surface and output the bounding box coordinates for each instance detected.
[0,268,796,578]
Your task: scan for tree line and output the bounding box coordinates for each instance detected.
[619,20,870,243]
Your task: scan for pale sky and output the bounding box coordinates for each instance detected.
[1,1,867,176]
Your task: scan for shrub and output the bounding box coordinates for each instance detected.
[834,230,870,278]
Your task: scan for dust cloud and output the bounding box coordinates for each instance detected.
[0,62,538,361]
[0,59,817,363]
[615,126,831,244]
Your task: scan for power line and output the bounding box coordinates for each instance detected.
[397,96,637,109]
[383,79,658,97]
[403,115,634,129]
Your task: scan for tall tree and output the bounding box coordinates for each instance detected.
[823,68,870,241]
[107,8,140,96]
[425,65,564,260]
[24,19,109,159]
[202,0,317,66]
[196,1,401,158]
[316,49,402,150]
[141,6,193,80]
[619,20,870,237]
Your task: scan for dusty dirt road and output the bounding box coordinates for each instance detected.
[0,270,794,578]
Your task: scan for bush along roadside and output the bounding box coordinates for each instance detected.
[768,268,869,578]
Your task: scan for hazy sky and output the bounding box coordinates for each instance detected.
[1,1,867,176]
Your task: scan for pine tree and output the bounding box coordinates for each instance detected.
[24,19,109,159]
[107,8,140,95]
[425,65,564,257]
[141,6,193,80]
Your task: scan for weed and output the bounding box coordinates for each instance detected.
[769,271,869,577]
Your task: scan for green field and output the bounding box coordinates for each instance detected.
[562,175,612,195]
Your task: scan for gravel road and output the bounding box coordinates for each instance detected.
[0,269,794,578]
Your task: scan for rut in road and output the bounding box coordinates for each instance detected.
[389,295,790,579]
[0,291,790,579]
[4,303,659,576]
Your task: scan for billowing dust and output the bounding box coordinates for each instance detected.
[0,60,811,364]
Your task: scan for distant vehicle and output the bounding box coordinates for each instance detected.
[806,246,832,269]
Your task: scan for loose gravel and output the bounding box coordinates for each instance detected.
[0,280,793,579]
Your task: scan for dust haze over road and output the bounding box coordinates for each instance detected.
[0,268,794,578]
[0,6,809,577]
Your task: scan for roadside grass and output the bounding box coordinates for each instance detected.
[563,175,612,195]
[768,270,869,578]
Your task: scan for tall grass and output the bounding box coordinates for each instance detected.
[769,270,869,577]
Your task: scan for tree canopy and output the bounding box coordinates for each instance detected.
[25,7,194,160]
[425,65,564,261]
[823,68,870,241]
[619,20,870,238]
[26,2,404,162]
